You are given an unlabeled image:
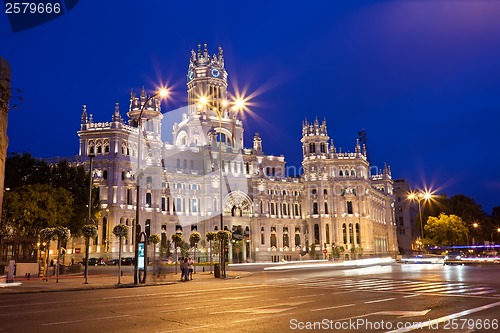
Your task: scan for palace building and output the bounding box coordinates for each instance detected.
[77,45,397,262]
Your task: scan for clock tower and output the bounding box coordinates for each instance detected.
[187,43,228,118]
[173,44,244,149]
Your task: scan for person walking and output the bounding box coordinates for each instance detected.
[188,257,194,280]
[180,257,188,281]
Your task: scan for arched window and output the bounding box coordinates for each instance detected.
[146,192,152,207]
[270,234,277,247]
[342,223,347,244]
[325,224,330,244]
[283,233,289,247]
[161,197,166,211]
[295,233,301,246]
[324,202,328,214]
[312,202,318,215]
[314,224,320,244]
[309,143,316,153]
[103,170,108,180]
[339,170,343,177]
[145,219,151,237]
[102,217,107,246]
[349,223,354,244]
[127,188,132,205]
[356,223,361,244]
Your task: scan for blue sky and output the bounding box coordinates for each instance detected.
[2,0,500,212]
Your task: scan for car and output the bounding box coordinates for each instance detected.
[106,259,120,265]
[443,251,465,265]
[78,257,106,266]
[121,257,135,265]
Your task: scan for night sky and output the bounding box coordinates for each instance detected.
[2,1,500,212]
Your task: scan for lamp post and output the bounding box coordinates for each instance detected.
[471,222,479,245]
[134,88,168,285]
[85,152,95,284]
[198,97,244,278]
[408,191,432,251]
[491,227,500,244]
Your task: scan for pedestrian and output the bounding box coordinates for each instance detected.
[188,257,194,280]
[180,257,187,281]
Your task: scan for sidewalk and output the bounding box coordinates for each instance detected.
[0,268,251,294]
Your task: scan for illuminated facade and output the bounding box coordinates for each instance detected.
[77,45,397,262]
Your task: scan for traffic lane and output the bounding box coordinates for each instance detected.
[0,282,272,333]
[3,281,499,333]
[255,264,500,291]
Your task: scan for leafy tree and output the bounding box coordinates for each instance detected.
[3,153,100,236]
[206,232,216,273]
[2,184,73,238]
[148,234,161,279]
[81,224,98,283]
[171,233,183,274]
[424,213,468,246]
[54,226,70,283]
[189,231,201,271]
[113,224,129,284]
[40,227,56,280]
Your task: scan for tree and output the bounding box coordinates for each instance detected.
[4,153,101,236]
[40,227,56,281]
[81,224,98,284]
[53,226,70,283]
[425,213,468,246]
[113,224,129,284]
[189,231,201,273]
[148,234,160,279]
[216,230,231,276]
[2,184,73,238]
[171,233,183,274]
[206,232,216,274]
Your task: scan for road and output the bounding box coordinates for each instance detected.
[1,263,500,333]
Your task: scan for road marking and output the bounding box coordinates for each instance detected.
[374,309,431,318]
[210,301,310,315]
[289,293,325,299]
[41,314,130,326]
[403,294,420,298]
[364,297,395,304]
[311,303,355,312]
[385,300,500,333]
[220,295,255,300]
[232,312,292,323]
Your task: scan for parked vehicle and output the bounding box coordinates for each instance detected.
[106,259,120,265]
[78,257,106,266]
[121,257,135,265]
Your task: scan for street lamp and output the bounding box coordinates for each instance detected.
[198,96,245,278]
[491,227,500,244]
[134,88,168,285]
[471,222,479,245]
[84,152,95,284]
[407,191,433,250]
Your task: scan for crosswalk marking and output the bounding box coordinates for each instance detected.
[272,277,498,297]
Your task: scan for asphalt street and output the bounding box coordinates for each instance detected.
[1,263,500,333]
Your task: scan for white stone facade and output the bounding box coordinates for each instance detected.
[77,45,398,262]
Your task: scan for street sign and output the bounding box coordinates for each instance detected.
[75,248,81,254]
[323,249,328,254]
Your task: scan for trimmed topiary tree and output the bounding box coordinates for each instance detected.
[81,224,98,284]
[189,231,201,273]
[148,234,161,279]
[113,224,129,284]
